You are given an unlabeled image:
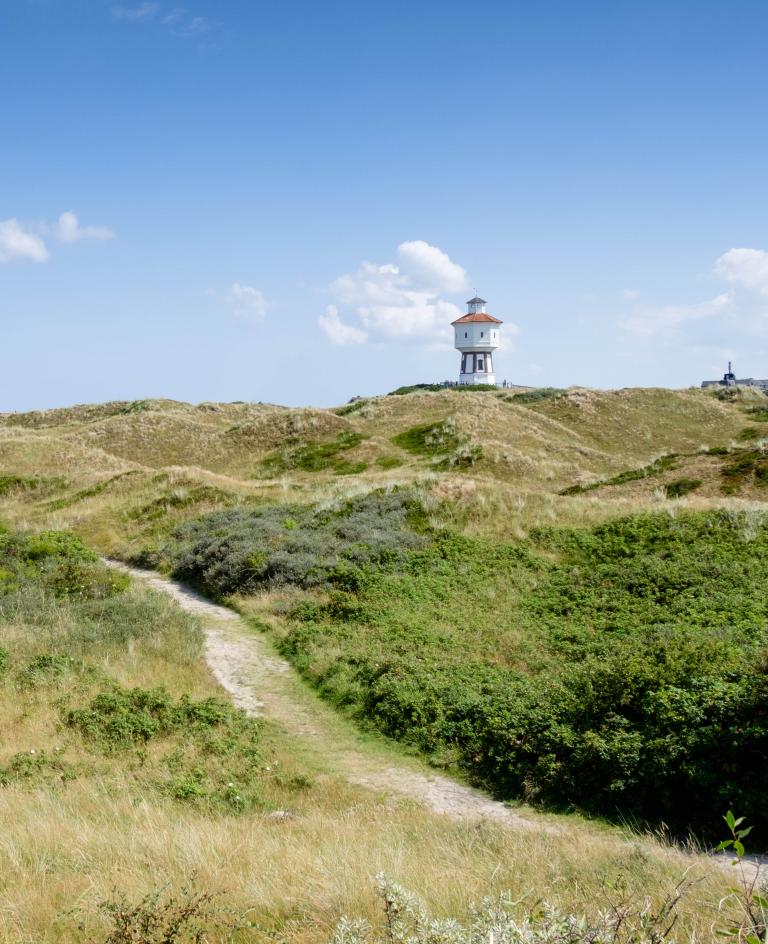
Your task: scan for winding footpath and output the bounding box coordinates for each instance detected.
[106,561,768,883]
[106,561,540,828]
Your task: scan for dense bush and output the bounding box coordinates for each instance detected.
[278,509,768,841]
[164,490,428,596]
[0,529,128,598]
[68,685,259,750]
[664,478,701,498]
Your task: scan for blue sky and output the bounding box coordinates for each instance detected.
[3,0,768,409]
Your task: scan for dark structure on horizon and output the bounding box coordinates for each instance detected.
[701,362,768,392]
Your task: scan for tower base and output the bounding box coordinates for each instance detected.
[459,372,496,386]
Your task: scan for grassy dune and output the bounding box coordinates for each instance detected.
[0,386,766,940]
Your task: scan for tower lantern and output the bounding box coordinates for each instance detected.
[451,295,502,385]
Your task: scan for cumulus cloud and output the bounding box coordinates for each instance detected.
[714,248,768,297]
[55,211,114,244]
[0,218,49,264]
[318,305,368,345]
[226,283,267,322]
[321,240,472,345]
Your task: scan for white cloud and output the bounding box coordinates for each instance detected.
[397,240,469,293]
[226,283,267,322]
[714,248,768,297]
[112,2,160,20]
[55,211,114,244]
[318,305,368,345]
[323,240,474,345]
[624,293,732,338]
[0,218,48,264]
[622,288,640,301]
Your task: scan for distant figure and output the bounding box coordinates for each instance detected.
[452,296,503,385]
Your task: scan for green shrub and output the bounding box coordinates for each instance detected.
[334,399,369,416]
[17,653,88,689]
[721,450,768,493]
[0,474,64,497]
[510,387,566,404]
[67,686,258,751]
[261,431,366,475]
[664,478,702,498]
[24,531,97,562]
[0,750,72,786]
[278,510,768,841]
[391,419,480,467]
[164,491,427,596]
[375,455,404,470]
[120,399,151,414]
[738,426,762,441]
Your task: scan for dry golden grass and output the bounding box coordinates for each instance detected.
[0,782,737,944]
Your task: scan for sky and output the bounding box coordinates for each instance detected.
[3,0,768,410]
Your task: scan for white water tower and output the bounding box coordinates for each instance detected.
[452,296,502,385]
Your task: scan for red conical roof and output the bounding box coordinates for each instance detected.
[451,312,503,325]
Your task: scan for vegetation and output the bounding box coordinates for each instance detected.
[1,388,764,941]
[560,455,680,495]
[388,383,498,395]
[160,491,427,595]
[392,419,481,467]
[388,383,446,395]
[335,398,370,416]
[721,449,768,493]
[330,872,693,944]
[245,507,768,842]
[506,387,567,404]
[664,477,701,498]
[260,430,367,475]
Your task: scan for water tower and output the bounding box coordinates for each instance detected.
[452,296,502,385]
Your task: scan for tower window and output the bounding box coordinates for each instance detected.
[480,331,484,337]
[478,359,484,371]
[464,332,467,338]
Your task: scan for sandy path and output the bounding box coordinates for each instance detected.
[104,561,768,882]
[107,561,540,828]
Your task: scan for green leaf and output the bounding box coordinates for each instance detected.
[752,895,768,909]
[725,810,736,830]
[734,841,745,857]
[737,826,753,839]
[733,816,745,827]
[716,840,733,851]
